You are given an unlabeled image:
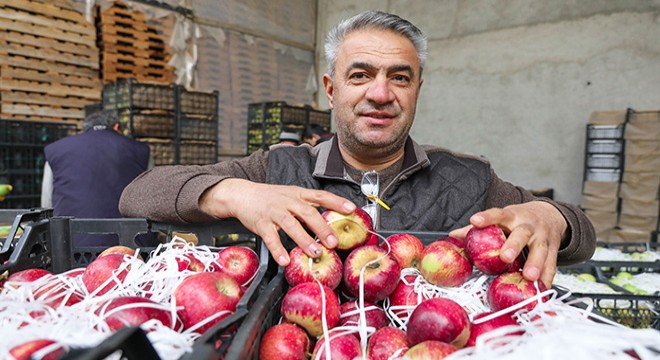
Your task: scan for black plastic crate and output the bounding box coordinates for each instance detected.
[118,109,175,138]
[0,213,274,360]
[138,138,176,166]
[573,293,659,330]
[179,140,217,165]
[179,115,217,141]
[179,89,218,116]
[247,102,331,153]
[0,120,78,146]
[587,124,625,140]
[102,78,176,111]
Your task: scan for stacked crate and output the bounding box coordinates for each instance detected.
[0,0,101,123]
[178,87,218,165]
[0,120,78,209]
[97,0,174,84]
[247,102,331,154]
[103,78,177,165]
[102,79,218,165]
[614,110,660,242]
[581,111,626,241]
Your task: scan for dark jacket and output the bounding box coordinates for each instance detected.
[119,136,595,265]
[45,127,150,246]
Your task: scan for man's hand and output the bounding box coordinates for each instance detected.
[200,178,356,267]
[449,201,567,288]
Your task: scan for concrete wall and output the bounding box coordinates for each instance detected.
[315,0,660,206]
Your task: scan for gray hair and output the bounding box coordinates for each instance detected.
[324,10,428,78]
[83,110,119,131]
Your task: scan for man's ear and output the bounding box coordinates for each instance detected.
[112,123,121,133]
[323,74,334,108]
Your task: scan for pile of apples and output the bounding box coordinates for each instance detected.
[0,238,261,360]
[260,209,549,360]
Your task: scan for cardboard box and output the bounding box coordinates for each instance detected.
[624,139,660,155]
[619,198,660,217]
[617,213,659,232]
[588,111,627,125]
[581,193,619,212]
[620,181,659,201]
[625,110,660,140]
[582,181,620,198]
[584,209,618,235]
[608,228,653,243]
[624,153,660,173]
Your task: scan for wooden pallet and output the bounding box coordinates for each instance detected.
[98,1,174,84]
[0,0,100,123]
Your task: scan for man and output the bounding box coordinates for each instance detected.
[42,110,151,246]
[119,11,595,287]
[302,124,325,146]
[276,129,302,146]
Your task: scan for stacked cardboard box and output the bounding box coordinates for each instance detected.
[581,110,660,243]
[581,111,626,241]
[613,110,660,242]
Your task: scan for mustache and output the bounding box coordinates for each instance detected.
[354,102,400,115]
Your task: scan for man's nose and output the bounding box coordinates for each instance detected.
[365,77,395,104]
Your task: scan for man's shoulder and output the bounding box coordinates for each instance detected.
[421,144,490,165]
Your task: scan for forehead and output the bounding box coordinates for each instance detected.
[336,28,419,72]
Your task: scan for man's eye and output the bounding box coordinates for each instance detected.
[393,74,410,83]
[350,73,366,80]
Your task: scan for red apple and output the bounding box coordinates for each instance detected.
[175,254,206,272]
[280,281,340,337]
[34,276,84,308]
[388,274,423,317]
[382,233,424,268]
[365,232,380,246]
[173,271,243,334]
[487,271,548,312]
[259,323,310,360]
[96,295,182,332]
[367,326,409,360]
[441,236,465,249]
[406,297,471,348]
[465,225,512,275]
[419,240,472,287]
[338,300,389,330]
[6,268,52,284]
[466,311,522,347]
[212,246,260,286]
[312,332,362,360]
[403,340,457,360]
[82,253,131,296]
[285,244,343,290]
[9,339,66,360]
[98,245,143,261]
[321,208,373,251]
[342,245,401,302]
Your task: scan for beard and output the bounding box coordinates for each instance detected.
[335,102,413,159]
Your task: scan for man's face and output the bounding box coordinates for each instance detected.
[324,29,423,160]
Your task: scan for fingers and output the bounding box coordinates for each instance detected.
[256,223,291,267]
[295,188,355,249]
[448,224,472,240]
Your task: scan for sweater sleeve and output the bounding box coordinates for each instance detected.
[119,150,269,223]
[485,169,596,265]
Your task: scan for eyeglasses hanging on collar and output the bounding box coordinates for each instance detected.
[360,170,390,228]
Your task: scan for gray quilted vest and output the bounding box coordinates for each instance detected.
[265,141,491,234]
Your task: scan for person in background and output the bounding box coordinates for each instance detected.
[276,129,302,146]
[41,110,152,246]
[119,11,596,288]
[302,124,326,146]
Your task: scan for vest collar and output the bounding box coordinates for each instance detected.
[312,135,430,180]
